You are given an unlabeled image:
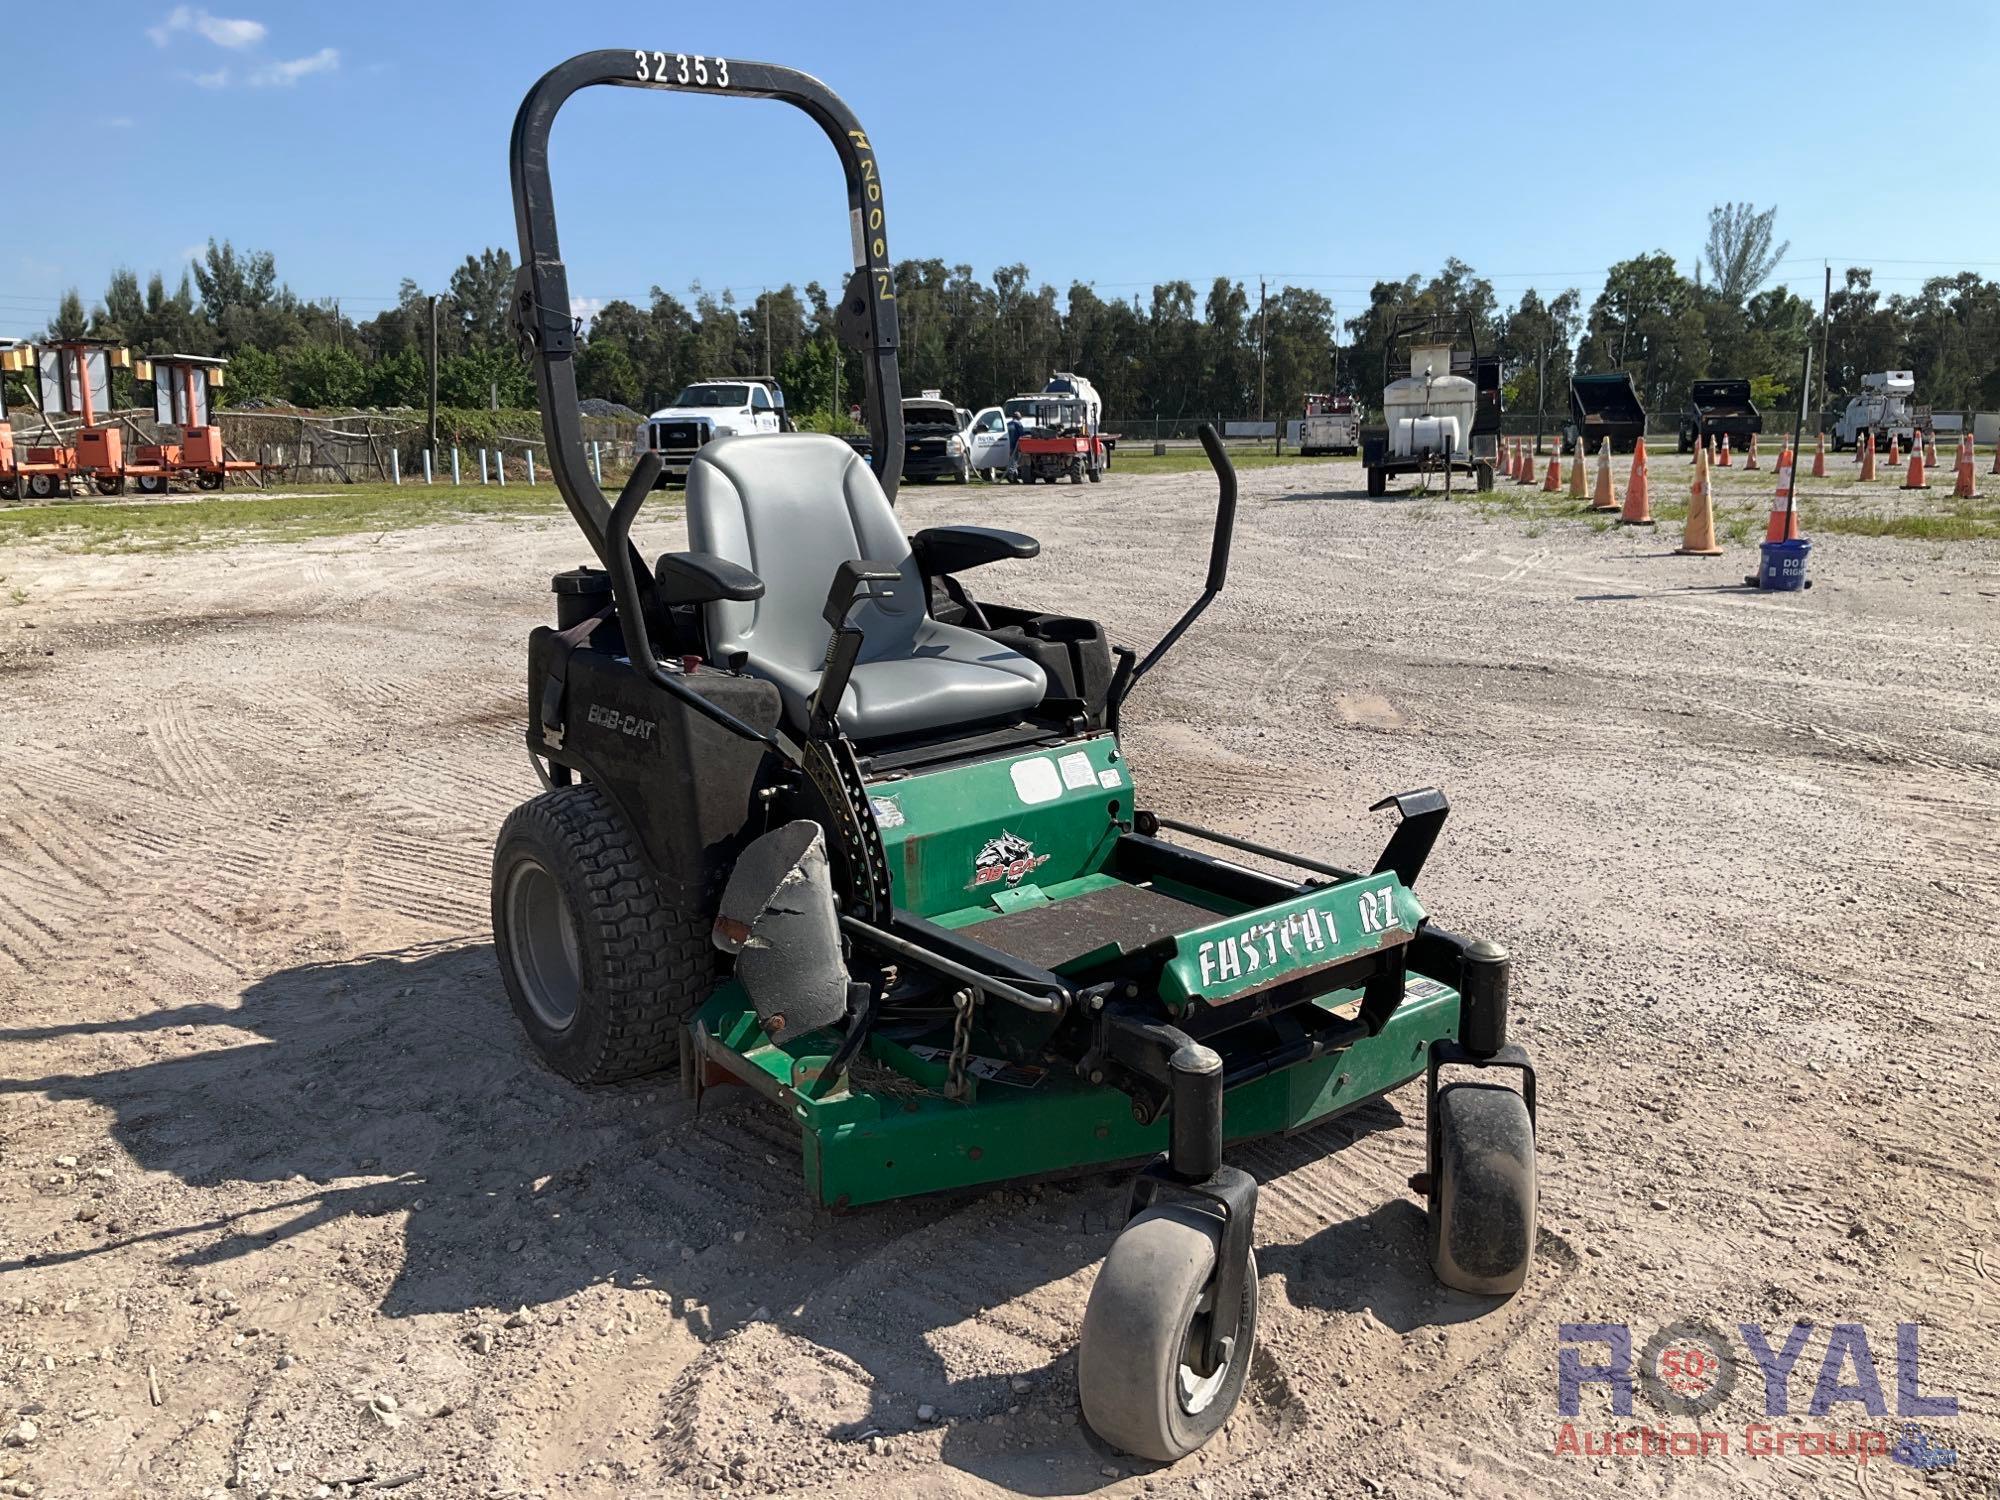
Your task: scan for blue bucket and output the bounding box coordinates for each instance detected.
[1757,537,1811,592]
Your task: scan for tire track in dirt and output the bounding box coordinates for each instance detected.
[141,700,234,799]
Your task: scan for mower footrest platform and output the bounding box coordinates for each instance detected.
[967,882,1220,970]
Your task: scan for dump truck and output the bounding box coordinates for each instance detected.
[1563,373,1646,454]
[1677,379,1762,453]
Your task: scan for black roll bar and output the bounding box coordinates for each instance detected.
[508,50,904,570]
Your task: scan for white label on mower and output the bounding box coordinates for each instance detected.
[869,796,905,830]
[1098,767,1122,790]
[1357,887,1401,935]
[849,208,865,268]
[1058,751,1096,790]
[1195,907,1338,988]
[1010,757,1063,805]
[908,1047,1047,1088]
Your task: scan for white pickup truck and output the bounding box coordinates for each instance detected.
[637,377,788,483]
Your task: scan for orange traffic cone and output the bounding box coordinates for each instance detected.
[1505,437,1519,482]
[1590,438,1618,511]
[1619,437,1654,526]
[1923,430,1937,469]
[1990,436,2000,476]
[1568,439,1586,499]
[1901,446,1928,489]
[1954,447,1977,499]
[1810,431,1826,478]
[1543,446,1562,492]
[1888,433,1900,468]
[1765,446,1801,542]
[1677,439,1722,555]
[1745,432,1761,470]
[1719,433,1732,467]
[1517,439,1533,484]
[1859,431,1877,482]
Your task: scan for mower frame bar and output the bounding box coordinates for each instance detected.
[509,49,904,571]
[1139,813,1360,885]
[841,911,1070,1015]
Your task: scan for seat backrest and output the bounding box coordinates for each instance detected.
[685,434,926,676]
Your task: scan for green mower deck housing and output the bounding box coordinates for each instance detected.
[678,733,1463,1207]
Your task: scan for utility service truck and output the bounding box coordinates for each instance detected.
[1298,393,1361,455]
[1831,371,1921,452]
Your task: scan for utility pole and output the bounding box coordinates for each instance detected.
[1817,263,1832,433]
[762,287,771,376]
[426,295,439,455]
[1256,278,1268,427]
[1534,341,1547,454]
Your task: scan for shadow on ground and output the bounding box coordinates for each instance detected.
[2,942,1474,1490]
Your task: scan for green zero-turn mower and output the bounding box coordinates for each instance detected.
[497,51,1540,1463]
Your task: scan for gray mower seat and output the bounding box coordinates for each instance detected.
[685,434,1046,742]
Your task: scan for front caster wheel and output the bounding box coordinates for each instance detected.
[1078,1204,1258,1462]
[1427,1081,1537,1295]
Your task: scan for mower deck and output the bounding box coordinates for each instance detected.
[690,971,1459,1207]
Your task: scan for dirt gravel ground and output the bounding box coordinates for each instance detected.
[1,456,1996,1499]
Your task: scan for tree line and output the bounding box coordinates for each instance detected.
[12,206,2000,429]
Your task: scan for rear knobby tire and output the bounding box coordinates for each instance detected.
[491,784,713,1084]
[1078,1204,1258,1463]
[1427,1081,1536,1295]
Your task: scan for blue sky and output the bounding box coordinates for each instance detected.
[6,0,1999,336]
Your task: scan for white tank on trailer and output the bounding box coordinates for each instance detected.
[1383,344,1475,460]
[1043,371,1101,431]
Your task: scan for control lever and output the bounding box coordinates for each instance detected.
[809,560,901,738]
[600,453,777,747]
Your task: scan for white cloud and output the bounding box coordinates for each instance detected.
[148,6,266,49]
[571,297,605,329]
[251,47,339,87]
[106,116,135,129]
[190,67,230,89]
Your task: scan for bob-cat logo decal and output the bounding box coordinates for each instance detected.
[585,703,656,740]
[970,831,1049,889]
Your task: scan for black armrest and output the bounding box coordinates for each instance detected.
[910,525,1040,577]
[652,551,765,607]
